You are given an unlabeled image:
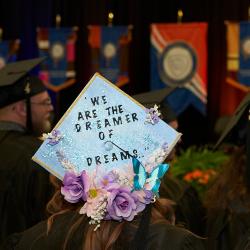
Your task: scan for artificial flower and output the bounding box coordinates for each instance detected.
[43,129,63,146]
[145,105,161,125]
[61,170,89,203]
[106,186,145,221]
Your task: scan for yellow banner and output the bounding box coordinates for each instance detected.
[226,22,239,71]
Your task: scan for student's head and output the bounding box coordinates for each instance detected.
[46,175,175,250]
[30,89,53,135]
[0,58,54,135]
[206,92,250,210]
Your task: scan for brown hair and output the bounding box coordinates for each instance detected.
[46,176,175,250]
[204,146,248,211]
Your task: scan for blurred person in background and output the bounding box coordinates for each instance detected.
[204,93,250,250]
[0,58,54,243]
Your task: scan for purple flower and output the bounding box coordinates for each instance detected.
[150,112,160,124]
[61,170,89,203]
[162,142,168,152]
[145,105,161,125]
[47,129,63,146]
[106,186,146,221]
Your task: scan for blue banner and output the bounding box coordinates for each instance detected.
[150,46,204,115]
[150,23,207,116]
[238,22,250,86]
[88,26,130,87]
[0,40,19,69]
[37,27,76,92]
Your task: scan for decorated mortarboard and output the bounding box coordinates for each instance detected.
[133,87,177,123]
[33,73,181,230]
[0,57,46,108]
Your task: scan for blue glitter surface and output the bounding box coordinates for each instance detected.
[32,73,181,180]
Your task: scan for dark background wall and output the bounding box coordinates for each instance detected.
[0,0,248,147]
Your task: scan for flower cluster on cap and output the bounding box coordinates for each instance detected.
[61,167,155,231]
[44,129,170,231]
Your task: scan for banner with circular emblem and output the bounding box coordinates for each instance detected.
[223,21,249,116]
[88,25,132,89]
[150,23,207,115]
[37,27,77,92]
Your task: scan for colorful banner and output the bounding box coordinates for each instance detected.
[37,27,77,92]
[238,21,250,86]
[222,22,249,116]
[88,25,131,88]
[150,23,207,115]
[0,40,20,69]
[226,22,239,72]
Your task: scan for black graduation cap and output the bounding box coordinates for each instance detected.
[0,57,47,133]
[214,92,250,187]
[214,93,250,149]
[132,87,177,123]
[0,57,46,108]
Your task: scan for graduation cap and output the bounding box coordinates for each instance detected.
[214,93,250,149]
[214,92,250,187]
[32,72,181,230]
[0,57,46,108]
[33,73,181,179]
[132,87,177,123]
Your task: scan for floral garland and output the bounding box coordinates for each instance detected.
[61,168,155,231]
[59,143,169,231]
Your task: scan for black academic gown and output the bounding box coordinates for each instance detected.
[160,174,206,237]
[206,205,250,250]
[0,122,52,243]
[0,211,206,250]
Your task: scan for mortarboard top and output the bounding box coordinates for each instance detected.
[0,57,46,108]
[132,87,177,122]
[32,73,181,180]
[214,92,250,149]
[132,87,175,107]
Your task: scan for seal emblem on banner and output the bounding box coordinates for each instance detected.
[50,42,65,61]
[158,41,197,87]
[241,37,250,59]
[103,42,117,67]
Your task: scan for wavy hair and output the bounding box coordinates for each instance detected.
[46,175,175,250]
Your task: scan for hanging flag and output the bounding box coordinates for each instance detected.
[88,25,131,88]
[37,27,77,92]
[226,22,239,72]
[222,22,249,116]
[0,40,20,69]
[238,21,250,87]
[150,23,207,115]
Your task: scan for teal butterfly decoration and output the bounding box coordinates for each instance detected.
[132,157,169,195]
